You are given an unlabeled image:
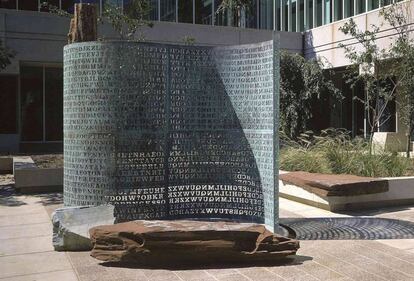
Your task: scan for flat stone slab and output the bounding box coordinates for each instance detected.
[280,172,388,197]
[89,220,299,265]
[53,205,115,251]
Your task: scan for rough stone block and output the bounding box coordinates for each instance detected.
[89,220,299,265]
[52,205,115,251]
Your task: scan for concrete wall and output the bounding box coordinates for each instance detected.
[0,8,303,75]
[304,1,414,68]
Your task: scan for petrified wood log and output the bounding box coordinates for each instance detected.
[68,4,97,44]
[89,220,299,264]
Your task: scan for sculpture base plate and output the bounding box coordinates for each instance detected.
[89,220,300,265]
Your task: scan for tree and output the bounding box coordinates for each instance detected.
[380,2,414,158]
[216,0,251,27]
[103,0,153,40]
[0,40,14,71]
[280,51,341,139]
[339,18,396,154]
[43,0,154,41]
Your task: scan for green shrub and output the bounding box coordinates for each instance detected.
[279,129,412,177]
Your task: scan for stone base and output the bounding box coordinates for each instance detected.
[89,220,299,265]
[53,205,115,251]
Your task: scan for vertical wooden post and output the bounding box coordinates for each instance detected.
[67,4,98,44]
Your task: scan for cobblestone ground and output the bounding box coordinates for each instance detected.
[1,175,414,281]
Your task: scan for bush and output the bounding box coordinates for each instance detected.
[280,129,412,177]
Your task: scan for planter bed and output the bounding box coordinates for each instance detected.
[279,170,414,211]
[13,155,63,194]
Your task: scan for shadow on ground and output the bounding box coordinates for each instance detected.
[281,217,414,240]
[99,255,313,270]
[0,184,27,207]
[33,192,63,206]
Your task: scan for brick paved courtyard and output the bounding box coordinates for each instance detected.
[1,175,414,281]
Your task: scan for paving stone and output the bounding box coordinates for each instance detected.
[0,251,73,279]
[204,268,238,277]
[216,273,250,281]
[175,270,216,281]
[0,235,53,256]
[0,269,78,281]
[0,211,50,227]
[236,268,285,281]
[0,222,51,240]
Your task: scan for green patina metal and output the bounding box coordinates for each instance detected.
[63,36,280,232]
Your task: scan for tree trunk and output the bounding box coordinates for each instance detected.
[67,4,97,44]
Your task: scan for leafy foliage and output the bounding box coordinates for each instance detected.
[102,0,154,40]
[216,0,252,27]
[280,129,412,177]
[339,18,396,154]
[380,2,414,157]
[0,40,15,71]
[280,51,341,139]
[40,1,72,17]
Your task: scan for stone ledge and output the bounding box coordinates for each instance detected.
[280,171,388,197]
[89,220,299,265]
[280,174,414,212]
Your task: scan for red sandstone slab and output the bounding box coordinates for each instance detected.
[280,172,388,197]
[89,220,299,265]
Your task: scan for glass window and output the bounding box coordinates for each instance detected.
[214,0,228,26]
[324,0,331,24]
[307,0,313,29]
[0,0,16,9]
[195,0,212,25]
[356,0,365,15]
[124,0,157,20]
[299,0,304,31]
[291,1,296,31]
[343,0,354,18]
[284,1,288,30]
[160,0,176,21]
[178,0,193,23]
[61,0,78,14]
[39,0,60,12]
[19,0,39,11]
[381,0,393,6]
[147,0,158,20]
[244,0,257,28]
[333,0,342,21]
[368,0,379,11]
[45,68,63,141]
[316,0,322,27]
[275,0,281,30]
[0,76,17,134]
[258,0,273,30]
[20,66,43,141]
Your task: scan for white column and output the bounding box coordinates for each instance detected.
[212,0,215,25]
[281,0,286,31]
[342,0,347,18]
[312,0,317,27]
[296,0,300,31]
[288,0,292,31]
[322,0,325,25]
[193,0,195,24]
[158,0,161,21]
[304,0,309,30]
[176,0,178,23]
[274,0,278,30]
[353,0,357,15]
[366,0,369,12]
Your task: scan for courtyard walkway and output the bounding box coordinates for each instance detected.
[1,175,414,281]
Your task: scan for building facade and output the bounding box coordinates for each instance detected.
[0,0,411,152]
